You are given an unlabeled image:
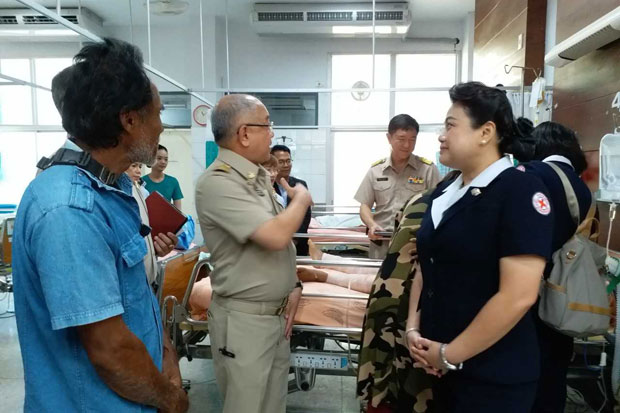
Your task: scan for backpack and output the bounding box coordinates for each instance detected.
[538,162,610,337]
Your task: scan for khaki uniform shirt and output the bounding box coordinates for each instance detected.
[195,148,296,302]
[354,154,440,231]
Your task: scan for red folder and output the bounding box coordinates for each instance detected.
[145,191,188,237]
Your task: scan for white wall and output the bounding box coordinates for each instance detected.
[210,4,464,205]
[218,15,464,89]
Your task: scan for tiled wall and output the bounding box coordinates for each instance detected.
[273,128,329,204]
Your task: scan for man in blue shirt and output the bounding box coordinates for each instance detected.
[12,38,188,412]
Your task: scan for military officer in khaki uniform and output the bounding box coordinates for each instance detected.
[355,114,440,259]
[195,94,313,413]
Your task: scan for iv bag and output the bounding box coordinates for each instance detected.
[599,133,620,202]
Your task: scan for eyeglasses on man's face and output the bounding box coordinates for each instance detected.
[244,121,274,130]
[277,159,292,166]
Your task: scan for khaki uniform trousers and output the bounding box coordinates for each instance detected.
[369,240,389,259]
[208,295,290,413]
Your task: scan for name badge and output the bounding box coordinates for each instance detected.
[376,177,389,182]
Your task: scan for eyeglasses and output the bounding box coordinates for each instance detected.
[394,138,416,144]
[277,159,292,166]
[244,121,274,130]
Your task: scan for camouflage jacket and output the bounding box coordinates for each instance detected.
[357,189,436,412]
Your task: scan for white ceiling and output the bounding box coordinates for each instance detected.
[0,0,475,26]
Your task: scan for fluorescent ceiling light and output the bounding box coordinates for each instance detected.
[332,25,407,34]
[0,29,79,36]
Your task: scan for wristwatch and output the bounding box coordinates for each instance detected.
[439,343,463,371]
[295,281,303,291]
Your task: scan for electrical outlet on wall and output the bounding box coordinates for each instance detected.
[517,33,524,50]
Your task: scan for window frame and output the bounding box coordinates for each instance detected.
[328,51,460,204]
[0,56,72,130]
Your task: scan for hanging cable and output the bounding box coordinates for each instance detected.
[146,0,152,65]
[371,0,376,89]
[199,0,205,90]
[225,0,230,92]
[77,0,83,48]
[128,0,134,45]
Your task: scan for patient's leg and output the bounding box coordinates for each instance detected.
[322,269,373,294]
[297,266,328,282]
[308,239,323,260]
[189,277,213,320]
[298,265,373,294]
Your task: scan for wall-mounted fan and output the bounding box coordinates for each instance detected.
[351,80,371,101]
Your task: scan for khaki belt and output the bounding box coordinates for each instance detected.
[212,294,288,316]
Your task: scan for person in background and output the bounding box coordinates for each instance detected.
[125,162,178,286]
[355,114,440,259]
[262,154,285,207]
[126,162,149,198]
[408,82,553,412]
[271,144,312,256]
[13,38,187,413]
[511,121,591,413]
[143,144,184,210]
[196,94,311,413]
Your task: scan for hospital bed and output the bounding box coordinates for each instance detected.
[159,250,381,393]
[306,205,391,254]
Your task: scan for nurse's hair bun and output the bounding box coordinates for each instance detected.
[508,117,536,162]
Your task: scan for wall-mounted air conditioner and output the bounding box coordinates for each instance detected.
[0,8,103,41]
[545,6,620,68]
[251,2,411,37]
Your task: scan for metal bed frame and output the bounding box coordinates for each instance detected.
[161,255,382,393]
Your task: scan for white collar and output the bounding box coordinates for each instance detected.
[431,156,513,228]
[543,155,574,169]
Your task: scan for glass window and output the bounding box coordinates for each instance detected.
[36,132,68,159]
[248,92,318,127]
[394,54,456,124]
[333,131,390,206]
[35,58,72,125]
[0,132,37,205]
[0,59,33,125]
[394,91,451,124]
[414,131,441,164]
[331,54,390,126]
[395,54,457,87]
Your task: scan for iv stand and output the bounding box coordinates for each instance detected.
[504,65,542,117]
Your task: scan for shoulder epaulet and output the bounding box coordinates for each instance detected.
[419,157,432,165]
[371,158,386,167]
[214,163,231,173]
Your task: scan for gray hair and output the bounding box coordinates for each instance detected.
[211,94,261,144]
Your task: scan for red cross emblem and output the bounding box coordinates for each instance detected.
[532,192,551,215]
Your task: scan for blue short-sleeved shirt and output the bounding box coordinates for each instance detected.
[142,174,183,203]
[13,165,163,412]
[417,166,554,384]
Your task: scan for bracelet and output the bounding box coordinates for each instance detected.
[439,343,463,371]
[295,281,303,291]
[405,327,420,335]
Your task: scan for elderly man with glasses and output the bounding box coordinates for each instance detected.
[195,94,312,413]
